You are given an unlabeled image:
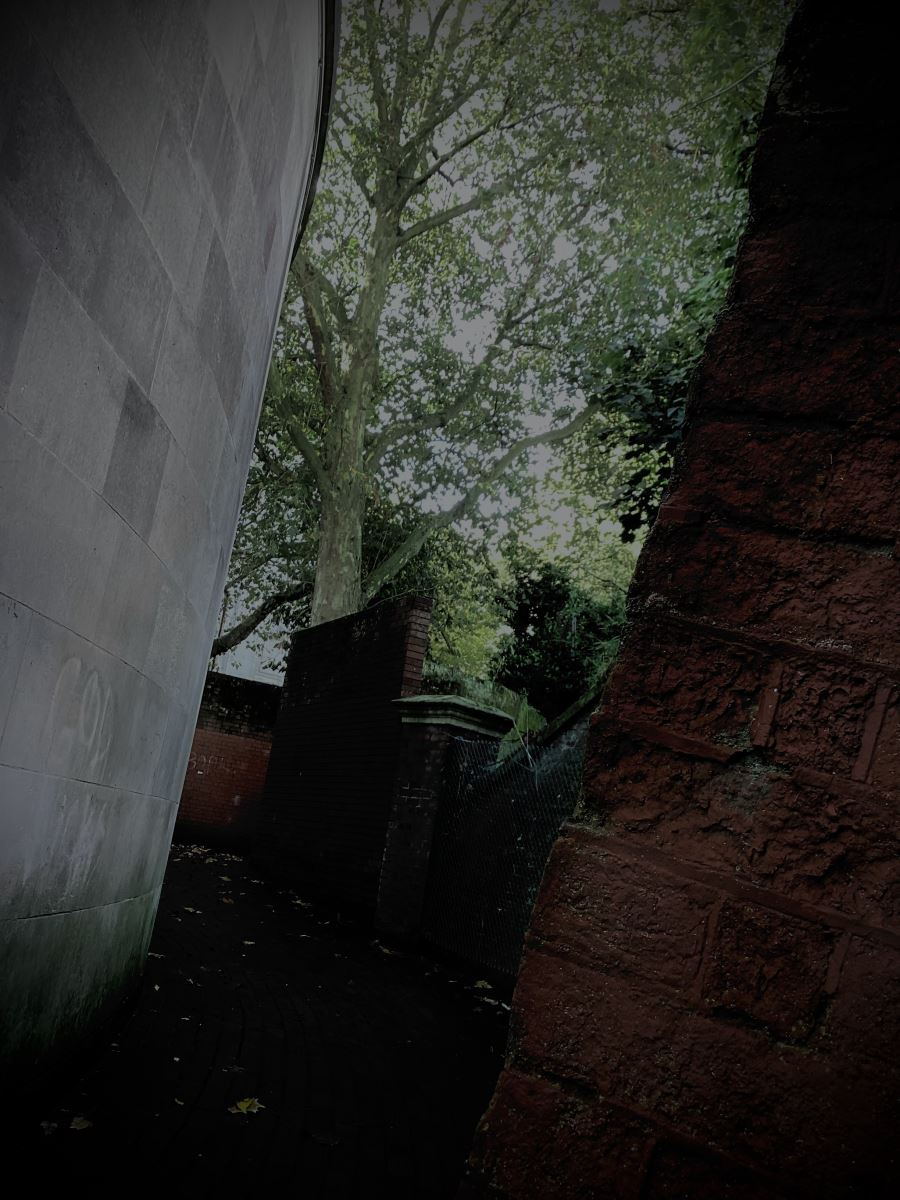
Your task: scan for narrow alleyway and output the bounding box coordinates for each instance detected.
[15,845,509,1199]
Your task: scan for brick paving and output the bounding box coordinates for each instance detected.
[15,844,509,1198]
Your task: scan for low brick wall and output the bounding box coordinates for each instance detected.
[175,672,281,848]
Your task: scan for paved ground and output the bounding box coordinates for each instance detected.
[15,844,509,1198]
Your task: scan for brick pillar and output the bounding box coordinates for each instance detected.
[375,696,514,943]
[254,595,434,911]
[465,3,900,1198]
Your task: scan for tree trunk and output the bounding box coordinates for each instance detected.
[310,487,365,625]
[308,376,369,625]
[305,213,395,626]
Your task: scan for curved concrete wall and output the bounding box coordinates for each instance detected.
[1,0,332,1075]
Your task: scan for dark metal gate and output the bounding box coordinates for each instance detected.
[422,733,585,977]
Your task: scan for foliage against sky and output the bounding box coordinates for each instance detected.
[216,0,791,671]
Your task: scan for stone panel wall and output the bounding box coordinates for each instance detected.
[464,3,900,1197]
[0,0,333,1079]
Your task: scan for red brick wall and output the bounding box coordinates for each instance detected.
[176,672,281,848]
[253,596,433,911]
[465,4,900,1198]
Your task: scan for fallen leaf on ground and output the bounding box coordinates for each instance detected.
[228,1097,265,1115]
[148,952,165,959]
[70,1116,93,1131]
[183,907,202,914]
[310,1131,341,1147]
[219,897,234,905]
[243,940,255,946]
[153,985,160,992]
[219,875,231,882]
[473,980,492,989]
[174,1098,184,1106]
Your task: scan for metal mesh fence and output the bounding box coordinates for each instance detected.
[422,730,586,977]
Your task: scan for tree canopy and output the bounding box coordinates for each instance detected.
[214,0,791,666]
[491,539,631,717]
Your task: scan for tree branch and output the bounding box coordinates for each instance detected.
[405,0,531,160]
[398,186,494,243]
[255,425,309,489]
[413,0,473,151]
[328,118,375,205]
[397,100,511,205]
[288,249,347,447]
[290,246,351,333]
[266,358,331,498]
[266,345,332,500]
[367,233,566,465]
[388,0,416,132]
[300,293,337,412]
[680,57,776,113]
[363,0,392,133]
[423,0,457,57]
[362,401,602,600]
[210,582,311,658]
[282,416,332,500]
[397,145,561,244]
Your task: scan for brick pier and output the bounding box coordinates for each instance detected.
[465,3,900,1196]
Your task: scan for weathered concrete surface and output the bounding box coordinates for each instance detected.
[464,2,900,1197]
[1,0,333,1080]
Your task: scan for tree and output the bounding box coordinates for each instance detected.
[213,454,501,671]
[565,0,792,538]
[564,271,723,542]
[491,545,628,718]
[215,0,790,654]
